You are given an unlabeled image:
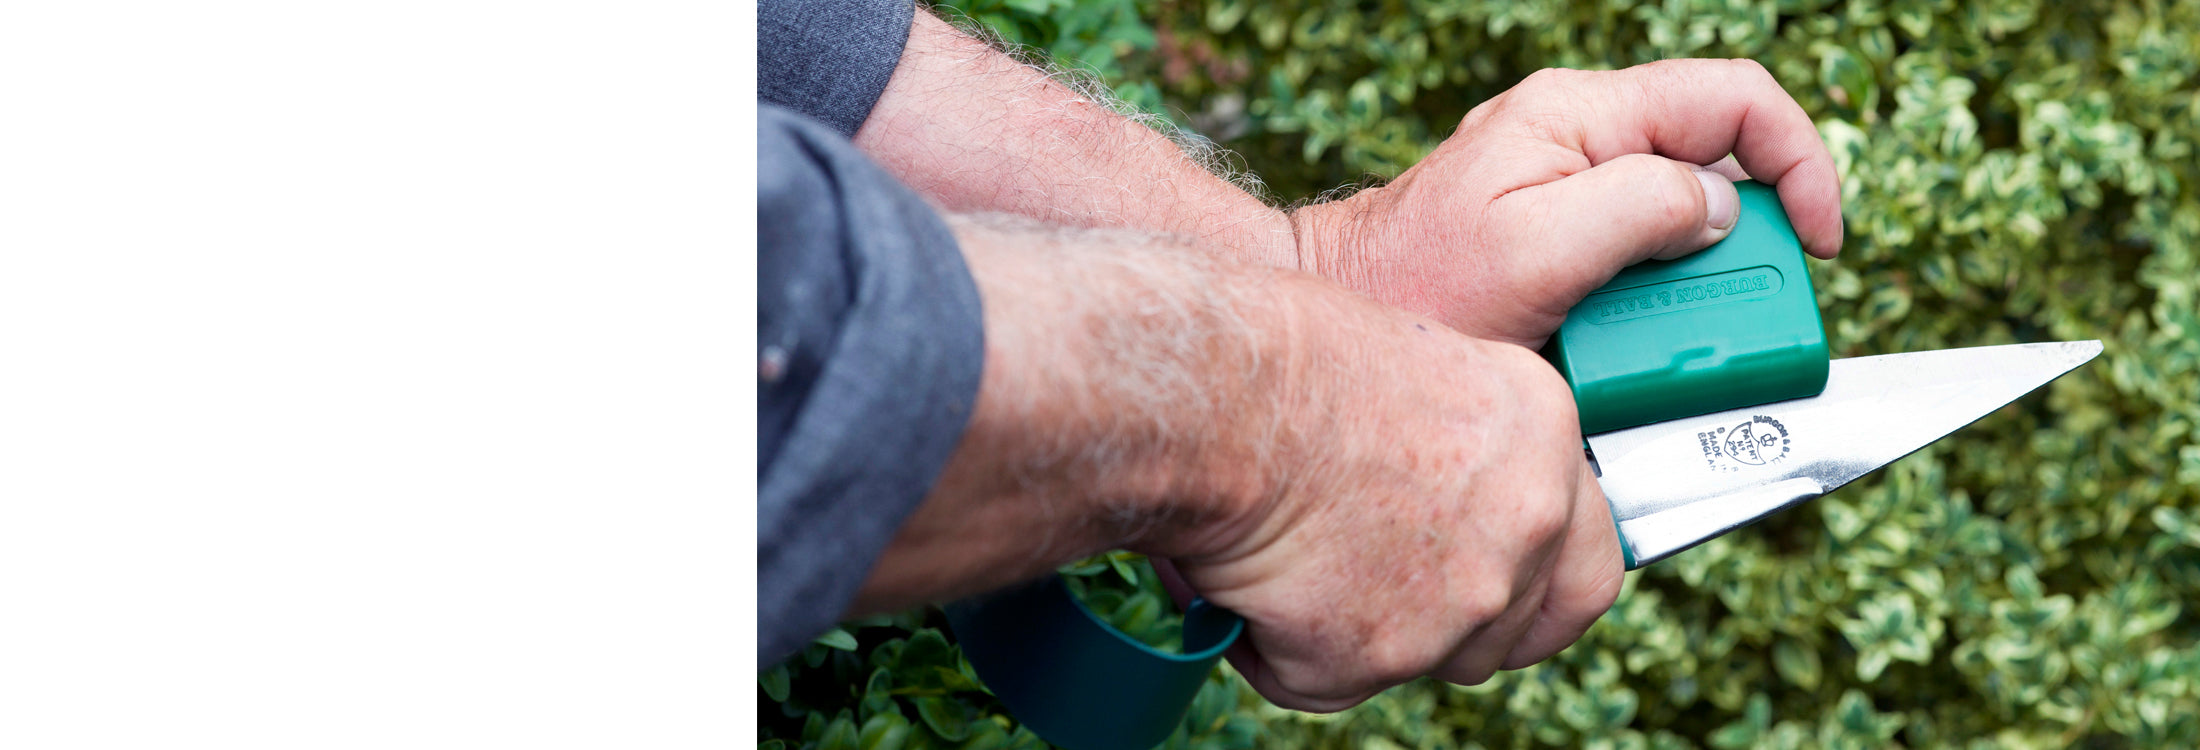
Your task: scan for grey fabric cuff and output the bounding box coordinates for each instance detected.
[757,105,984,665]
[758,0,917,137]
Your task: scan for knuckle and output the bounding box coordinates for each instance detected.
[1264,664,1368,712]
[1518,67,1563,89]
[1458,97,1501,131]
[1524,488,1574,543]
[1576,558,1627,613]
[1438,666,1494,687]
[1506,353,1579,411]
[1539,377,1584,425]
[1540,399,1584,439]
[1277,692,1368,715]
[1521,66,1584,90]
[1359,634,1439,686]
[1516,110,1578,144]
[1493,70,1587,141]
[1643,159,1708,227]
[1627,58,1692,89]
[1729,57,1776,85]
[1457,584,1516,629]
[1488,342,1562,386]
[1500,345,1572,399]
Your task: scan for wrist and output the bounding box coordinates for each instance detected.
[1228,205,1303,271]
[1122,270,1300,559]
[1125,267,1343,563]
[1285,191,1381,292]
[882,218,1295,590]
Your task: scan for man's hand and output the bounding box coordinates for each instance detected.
[854,218,1619,713]
[1144,272,1622,712]
[1292,59,1844,349]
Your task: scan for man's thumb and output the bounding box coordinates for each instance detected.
[1495,153,1741,278]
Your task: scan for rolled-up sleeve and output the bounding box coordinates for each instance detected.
[757,104,984,665]
[759,0,916,137]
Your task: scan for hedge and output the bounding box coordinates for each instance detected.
[761,1,2200,747]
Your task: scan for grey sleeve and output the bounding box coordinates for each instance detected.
[757,104,985,665]
[758,0,917,137]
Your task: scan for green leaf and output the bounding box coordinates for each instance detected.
[1818,45,1878,115]
[957,722,1011,750]
[861,668,896,717]
[859,712,913,750]
[802,712,827,744]
[913,696,974,742]
[817,628,860,652]
[761,664,793,703]
[818,713,862,750]
[1108,555,1141,586]
[1774,639,1823,691]
[1858,650,1892,681]
[898,629,955,673]
[1707,695,1771,749]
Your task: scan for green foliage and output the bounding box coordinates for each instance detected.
[1061,550,1186,651]
[758,586,1260,750]
[765,0,2200,747]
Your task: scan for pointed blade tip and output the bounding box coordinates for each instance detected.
[2055,339,2104,372]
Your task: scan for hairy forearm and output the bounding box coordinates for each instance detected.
[846,215,1297,616]
[853,11,1299,269]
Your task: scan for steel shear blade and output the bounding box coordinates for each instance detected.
[1592,339,2104,569]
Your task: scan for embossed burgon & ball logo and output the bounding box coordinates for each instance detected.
[1697,415,1791,472]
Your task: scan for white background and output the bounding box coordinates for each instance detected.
[0,2,752,746]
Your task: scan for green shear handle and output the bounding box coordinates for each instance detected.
[944,577,1243,750]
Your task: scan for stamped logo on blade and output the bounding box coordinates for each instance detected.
[1697,415,1791,472]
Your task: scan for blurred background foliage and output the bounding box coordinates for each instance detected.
[762,0,2200,747]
